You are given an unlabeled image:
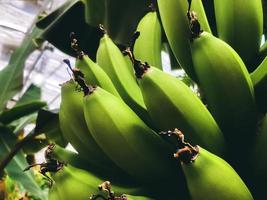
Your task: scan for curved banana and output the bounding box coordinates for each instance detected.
[96,32,153,127]
[59,80,124,174]
[49,165,153,200]
[83,86,182,185]
[190,0,212,34]
[251,56,267,112]
[128,57,225,156]
[75,54,121,99]
[157,0,196,81]
[191,31,257,145]
[214,0,263,70]
[181,146,253,200]
[133,11,162,70]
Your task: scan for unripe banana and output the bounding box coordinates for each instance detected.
[49,165,153,200]
[83,87,182,185]
[133,11,162,70]
[190,0,212,34]
[75,54,121,99]
[96,33,152,127]
[214,0,263,70]
[157,0,196,80]
[59,80,123,173]
[153,130,254,200]
[251,56,267,112]
[129,59,225,156]
[191,31,257,145]
[181,147,253,200]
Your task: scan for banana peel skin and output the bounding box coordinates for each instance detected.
[82,86,191,198]
[214,0,263,71]
[59,80,125,174]
[134,11,163,70]
[49,165,154,200]
[75,54,122,99]
[181,147,254,200]
[191,32,257,146]
[138,67,226,157]
[96,34,153,128]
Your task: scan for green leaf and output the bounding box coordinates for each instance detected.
[36,0,149,58]
[35,109,67,147]
[0,127,47,199]
[0,101,46,125]
[16,84,41,106]
[37,1,102,59]
[0,26,44,111]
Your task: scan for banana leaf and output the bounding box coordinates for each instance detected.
[36,0,150,58]
[9,84,42,133]
[0,127,47,200]
[0,26,44,112]
[0,101,46,125]
[35,109,67,147]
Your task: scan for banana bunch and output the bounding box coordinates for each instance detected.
[47,1,267,199]
[48,165,153,200]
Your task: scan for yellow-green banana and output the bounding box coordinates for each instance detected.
[49,165,153,200]
[190,0,212,34]
[96,33,152,127]
[133,11,162,70]
[128,56,225,156]
[158,0,204,81]
[251,56,267,112]
[83,86,181,184]
[214,0,263,70]
[191,31,257,145]
[75,54,121,99]
[181,146,253,200]
[59,80,123,173]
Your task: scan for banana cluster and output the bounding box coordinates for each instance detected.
[49,1,267,199]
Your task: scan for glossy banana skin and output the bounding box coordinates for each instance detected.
[157,0,197,81]
[83,87,180,184]
[75,54,121,99]
[251,56,267,112]
[96,34,152,127]
[191,32,257,145]
[59,80,122,173]
[214,0,263,70]
[134,11,162,70]
[139,67,225,156]
[182,147,253,200]
[49,165,153,200]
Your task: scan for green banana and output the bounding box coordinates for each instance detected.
[59,80,123,173]
[214,0,263,70]
[82,86,184,185]
[75,53,121,99]
[133,11,162,70]
[251,56,267,112]
[190,31,257,145]
[157,0,196,81]
[49,165,153,200]
[181,146,253,200]
[190,0,212,34]
[128,56,225,156]
[96,33,152,127]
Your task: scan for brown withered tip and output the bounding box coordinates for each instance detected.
[159,128,200,164]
